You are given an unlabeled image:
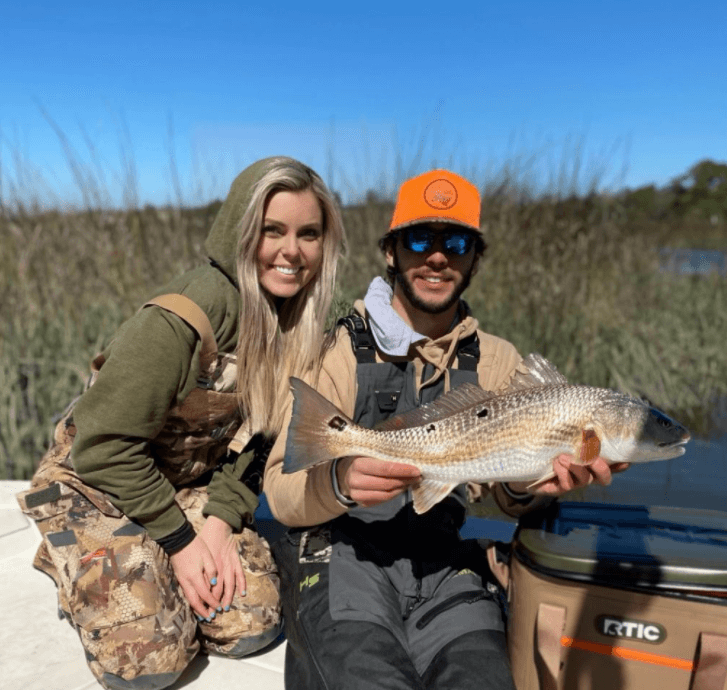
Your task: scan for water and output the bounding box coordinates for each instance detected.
[659,248,726,277]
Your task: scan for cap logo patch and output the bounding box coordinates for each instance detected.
[424,179,458,210]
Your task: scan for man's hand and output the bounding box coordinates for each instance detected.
[337,456,421,507]
[199,515,247,612]
[169,535,221,620]
[508,455,630,497]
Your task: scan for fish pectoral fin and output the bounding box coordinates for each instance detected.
[580,429,601,464]
[411,479,458,514]
[525,434,602,490]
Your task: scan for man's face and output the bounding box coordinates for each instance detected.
[387,223,479,315]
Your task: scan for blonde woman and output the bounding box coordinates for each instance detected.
[18,157,346,690]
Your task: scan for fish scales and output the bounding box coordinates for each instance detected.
[283,353,690,514]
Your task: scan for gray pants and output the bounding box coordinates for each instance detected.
[274,511,516,690]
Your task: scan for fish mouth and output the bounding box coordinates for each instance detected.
[656,437,690,458]
[657,433,691,448]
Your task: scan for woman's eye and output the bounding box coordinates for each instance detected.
[301,227,322,239]
[262,225,282,236]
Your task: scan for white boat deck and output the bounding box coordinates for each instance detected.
[0,480,286,690]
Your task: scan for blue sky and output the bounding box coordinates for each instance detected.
[2,0,725,207]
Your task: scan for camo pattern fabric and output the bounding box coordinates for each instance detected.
[28,351,243,502]
[18,480,281,688]
[27,407,123,518]
[16,347,280,689]
[298,525,333,564]
[176,487,282,658]
[93,350,244,487]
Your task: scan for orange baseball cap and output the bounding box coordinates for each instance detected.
[389,169,481,233]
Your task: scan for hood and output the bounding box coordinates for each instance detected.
[204,157,280,285]
[353,293,479,395]
[363,276,427,356]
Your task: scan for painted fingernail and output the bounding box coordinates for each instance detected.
[224,605,230,612]
[196,615,204,621]
[240,590,247,597]
[205,616,212,622]
[216,606,222,612]
[210,577,217,585]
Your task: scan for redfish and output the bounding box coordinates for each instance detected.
[283,354,690,514]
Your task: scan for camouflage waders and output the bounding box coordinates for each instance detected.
[17,295,282,690]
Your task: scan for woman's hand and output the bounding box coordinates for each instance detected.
[508,455,631,497]
[199,515,247,612]
[169,535,221,620]
[337,456,421,507]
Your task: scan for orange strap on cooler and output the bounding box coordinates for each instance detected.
[692,632,727,690]
[552,628,725,689]
[536,603,566,690]
[144,294,218,371]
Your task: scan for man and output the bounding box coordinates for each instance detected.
[264,169,626,689]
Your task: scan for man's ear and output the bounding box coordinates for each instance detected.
[385,243,395,268]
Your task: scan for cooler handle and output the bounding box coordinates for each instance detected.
[486,542,510,591]
[691,632,727,690]
[536,602,566,690]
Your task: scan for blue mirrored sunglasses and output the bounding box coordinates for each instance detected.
[398,226,478,256]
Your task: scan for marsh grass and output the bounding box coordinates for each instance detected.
[1,148,726,479]
[0,200,219,478]
[470,195,727,430]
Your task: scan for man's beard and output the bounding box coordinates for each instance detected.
[392,253,475,315]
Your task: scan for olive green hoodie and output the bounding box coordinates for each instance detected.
[72,158,278,541]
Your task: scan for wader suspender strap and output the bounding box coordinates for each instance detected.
[457,331,479,371]
[338,313,481,369]
[338,314,377,363]
[144,294,253,453]
[143,294,219,372]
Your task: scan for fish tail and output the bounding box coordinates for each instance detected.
[283,378,354,473]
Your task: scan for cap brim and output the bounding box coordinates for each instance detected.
[389,216,482,234]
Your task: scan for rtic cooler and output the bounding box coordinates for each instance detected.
[505,502,727,690]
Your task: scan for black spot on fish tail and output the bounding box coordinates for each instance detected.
[477,407,488,418]
[426,424,436,433]
[328,416,347,431]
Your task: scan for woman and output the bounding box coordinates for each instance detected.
[18,157,346,690]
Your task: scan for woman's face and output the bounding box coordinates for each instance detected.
[257,189,324,299]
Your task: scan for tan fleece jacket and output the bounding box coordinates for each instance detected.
[264,299,550,527]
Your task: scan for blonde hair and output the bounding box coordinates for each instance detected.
[234,157,345,435]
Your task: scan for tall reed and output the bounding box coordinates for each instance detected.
[1,148,725,479]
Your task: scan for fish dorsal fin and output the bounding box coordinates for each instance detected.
[375,383,497,431]
[506,353,569,391]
